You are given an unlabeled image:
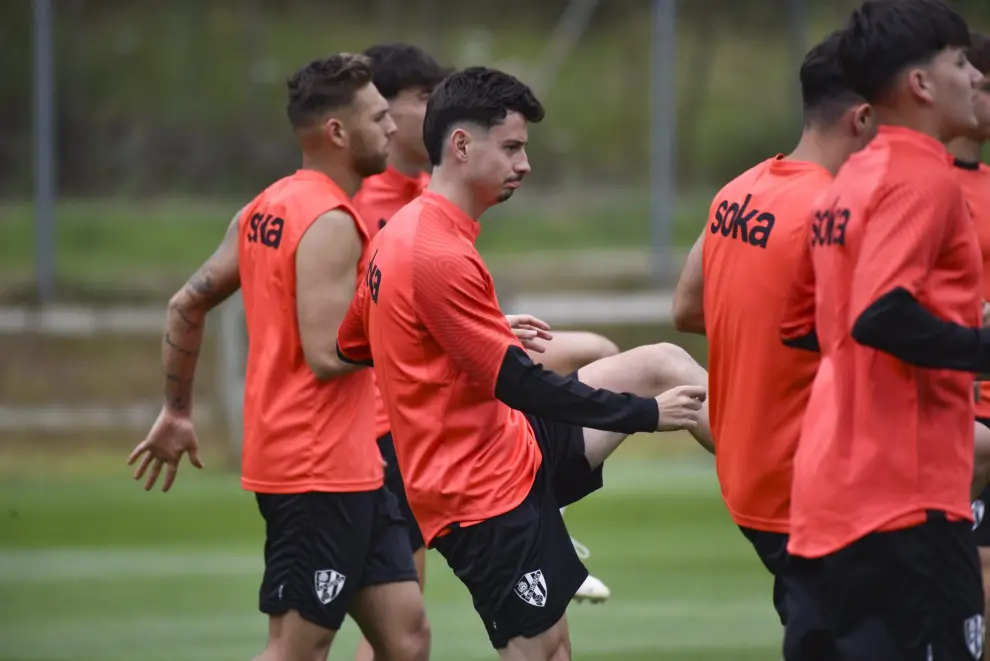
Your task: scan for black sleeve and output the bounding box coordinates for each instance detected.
[782,330,820,353]
[493,345,660,433]
[851,287,990,372]
[336,343,373,367]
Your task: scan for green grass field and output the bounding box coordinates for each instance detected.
[0,446,782,661]
[0,190,712,300]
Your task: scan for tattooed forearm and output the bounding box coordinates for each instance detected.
[174,305,204,330]
[165,374,194,413]
[162,303,205,415]
[160,207,242,416]
[165,332,199,357]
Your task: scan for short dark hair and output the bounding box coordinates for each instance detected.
[800,30,865,126]
[363,43,452,100]
[839,0,971,102]
[967,32,990,76]
[423,66,546,167]
[286,53,374,129]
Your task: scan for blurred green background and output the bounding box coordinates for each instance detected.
[2,1,990,659]
[1,0,986,299]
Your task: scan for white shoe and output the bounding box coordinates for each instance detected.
[573,573,611,604]
[570,537,611,604]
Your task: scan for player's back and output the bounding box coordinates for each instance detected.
[361,191,540,546]
[354,167,431,239]
[791,127,981,557]
[237,169,379,495]
[703,156,831,533]
[954,160,990,416]
[353,167,431,442]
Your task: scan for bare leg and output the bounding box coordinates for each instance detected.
[974,420,990,499]
[354,549,427,661]
[498,614,571,661]
[577,343,713,467]
[529,331,620,605]
[975,421,990,646]
[349,581,430,661]
[530,331,620,375]
[980,548,990,646]
[251,611,335,661]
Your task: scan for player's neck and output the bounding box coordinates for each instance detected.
[299,153,362,198]
[388,151,428,179]
[787,129,845,176]
[946,136,984,165]
[426,169,486,220]
[873,107,948,144]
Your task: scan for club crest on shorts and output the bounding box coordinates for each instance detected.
[972,500,985,531]
[314,569,346,605]
[964,613,985,659]
[514,569,548,608]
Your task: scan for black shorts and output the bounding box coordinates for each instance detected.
[972,418,990,547]
[378,433,426,552]
[431,412,604,649]
[783,511,985,661]
[255,487,418,631]
[738,527,790,626]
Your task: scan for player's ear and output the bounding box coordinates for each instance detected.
[324,117,347,149]
[851,103,874,138]
[906,66,936,106]
[450,127,470,163]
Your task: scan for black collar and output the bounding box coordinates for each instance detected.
[953,158,981,171]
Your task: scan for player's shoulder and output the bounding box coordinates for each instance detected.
[711,158,776,202]
[879,154,957,197]
[952,161,990,188]
[254,171,354,216]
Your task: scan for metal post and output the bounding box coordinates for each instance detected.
[33,0,56,304]
[650,0,677,284]
[533,0,600,95]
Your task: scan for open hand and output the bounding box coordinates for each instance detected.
[127,407,204,492]
[506,314,553,353]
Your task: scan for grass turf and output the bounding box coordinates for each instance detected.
[0,443,782,661]
[0,190,712,294]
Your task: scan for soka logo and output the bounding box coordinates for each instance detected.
[810,199,850,248]
[710,194,775,248]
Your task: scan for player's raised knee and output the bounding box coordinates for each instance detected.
[648,341,692,364]
[590,333,620,361]
[638,342,695,381]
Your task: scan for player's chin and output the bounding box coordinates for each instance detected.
[496,188,517,204]
[358,155,390,178]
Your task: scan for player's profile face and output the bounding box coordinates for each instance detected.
[389,87,432,164]
[467,111,531,206]
[346,83,397,177]
[972,73,990,141]
[926,47,982,139]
